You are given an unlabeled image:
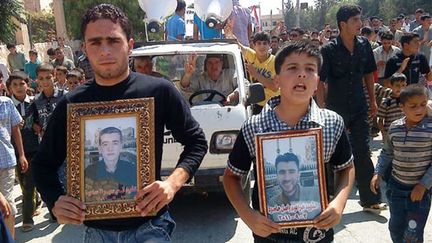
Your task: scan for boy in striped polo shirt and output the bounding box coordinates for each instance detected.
[371,84,432,243]
[377,73,407,148]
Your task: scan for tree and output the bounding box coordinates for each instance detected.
[0,0,25,44]
[63,0,147,41]
[28,11,56,43]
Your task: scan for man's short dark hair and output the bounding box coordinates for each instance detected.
[55,66,68,74]
[290,27,304,35]
[47,48,56,56]
[36,63,55,75]
[29,49,38,55]
[360,26,373,36]
[67,70,83,81]
[415,8,425,14]
[175,0,186,12]
[336,5,362,30]
[6,71,29,87]
[81,4,132,40]
[99,127,123,145]
[253,32,270,43]
[369,16,379,22]
[380,31,394,41]
[400,32,419,48]
[271,35,279,40]
[275,41,322,74]
[6,43,16,49]
[275,152,300,170]
[399,84,428,104]
[389,73,407,85]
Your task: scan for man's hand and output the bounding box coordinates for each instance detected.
[369,100,378,118]
[52,195,86,225]
[400,57,410,72]
[225,91,239,105]
[32,123,42,136]
[135,181,176,217]
[314,199,344,230]
[0,193,11,218]
[184,54,197,77]
[370,174,381,195]
[18,155,28,173]
[411,184,427,202]
[242,209,280,238]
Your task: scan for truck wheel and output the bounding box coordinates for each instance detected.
[241,172,252,205]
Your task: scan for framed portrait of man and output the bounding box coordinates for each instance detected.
[67,98,155,220]
[255,128,328,228]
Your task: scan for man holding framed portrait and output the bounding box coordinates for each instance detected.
[223,41,355,242]
[32,4,207,242]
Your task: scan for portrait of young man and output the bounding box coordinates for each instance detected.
[85,127,137,202]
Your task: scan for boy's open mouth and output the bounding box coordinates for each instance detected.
[293,83,306,91]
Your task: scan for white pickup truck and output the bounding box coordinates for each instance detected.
[131,40,264,194]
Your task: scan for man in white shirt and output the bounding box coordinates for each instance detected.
[374,31,400,86]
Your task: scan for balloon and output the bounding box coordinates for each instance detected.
[195,0,233,28]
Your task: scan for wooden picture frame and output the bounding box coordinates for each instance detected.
[255,128,328,228]
[67,98,155,220]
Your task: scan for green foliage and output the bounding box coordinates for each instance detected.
[63,0,147,41]
[0,0,25,44]
[28,11,56,43]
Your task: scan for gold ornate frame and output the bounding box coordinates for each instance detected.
[67,98,155,220]
[255,128,328,228]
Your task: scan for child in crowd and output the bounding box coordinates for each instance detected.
[364,82,392,137]
[24,49,41,82]
[371,84,432,243]
[6,71,41,232]
[377,73,407,145]
[0,93,28,238]
[30,64,66,139]
[66,69,83,91]
[223,41,355,242]
[54,65,68,90]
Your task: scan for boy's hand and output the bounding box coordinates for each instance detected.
[245,63,259,79]
[18,155,29,173]
[314,199,344,229]
[32,123,42,135]
[410,184,427,202]
[370,174,381,195]
[53,195,86,225]
[242,209,280,238]
[0,193,11,218]
[400,57,410,72]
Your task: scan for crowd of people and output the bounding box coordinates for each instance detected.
[0,1,431,243]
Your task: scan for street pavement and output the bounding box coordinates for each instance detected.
[13,135,432,243]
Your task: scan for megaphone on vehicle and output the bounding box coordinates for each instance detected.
[195,0,233,28]
[138,0,177,33]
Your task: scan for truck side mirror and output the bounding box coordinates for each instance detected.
[246,83,265,105]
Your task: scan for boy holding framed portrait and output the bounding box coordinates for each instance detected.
[223,41,355,242]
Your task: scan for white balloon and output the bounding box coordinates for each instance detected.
[138,0,178,23]
[195,0,233,28]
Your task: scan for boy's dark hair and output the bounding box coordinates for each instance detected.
[336,5,362,30]
[400,32,419,48]
[360,26,373,36]
[54,47,63,52]
[420,15,431,21]
[6,71,30,87]
[311,31,319,36]
[253,32,270,43]
[47,48,56,56]
[175,0,186,12]
[67,70,83,80]
[36,63,55,75]
[6,43,16,49]
[29,49,38,55]
[55,66,68,74]
[271,35,279,40]
[81,4,132,40]
[389,73,407,85]
[275,41,322,74]
[275,152,299,170]
[399,84,428,104]
[369,16,379,22]
[290,27,304,35]
[380,31,394,41]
